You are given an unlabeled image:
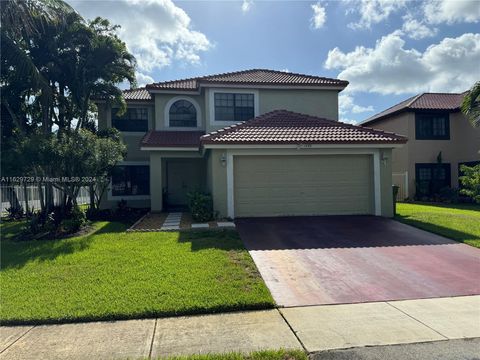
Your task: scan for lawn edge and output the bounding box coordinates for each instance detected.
[0,302,276,327]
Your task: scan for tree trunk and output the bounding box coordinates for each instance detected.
[89,183,95,209]
[1,185,21,210]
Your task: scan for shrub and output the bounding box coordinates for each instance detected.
[28,213,43,234]
[6,206,24,220]
[86,206,111,221]
[460,164,480,204]
[187,191,214,222]
[438,187,459,203]
[60,206,86,234]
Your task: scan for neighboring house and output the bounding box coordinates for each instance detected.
[96,69,406,218]
[361,92,480,200]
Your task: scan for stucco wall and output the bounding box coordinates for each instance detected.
[259,89,339,120]
[209,149,228,217]
[366,111,480,198]
[150,152,163,212]
[380,149,394,217]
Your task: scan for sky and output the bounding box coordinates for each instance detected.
[68,0,480,124]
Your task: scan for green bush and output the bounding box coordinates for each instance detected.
[460,164,480,203]
[6,206,24,220]
[59,206,86,234]
[187,191,214,222]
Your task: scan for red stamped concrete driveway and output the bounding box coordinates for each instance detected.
[236,216,480,307]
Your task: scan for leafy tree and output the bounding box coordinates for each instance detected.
[461,81,480,128]
[459,164,480,204]
[1,0,136,216]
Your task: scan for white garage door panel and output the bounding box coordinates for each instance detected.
[234,155,373,217]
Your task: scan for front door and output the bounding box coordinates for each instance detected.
[166,159,204,208]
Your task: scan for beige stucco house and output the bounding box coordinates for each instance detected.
[96,69,406,218]
[361,92,480,200]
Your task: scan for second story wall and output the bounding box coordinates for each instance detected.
[259,89,339,121]
[97,103,154,161]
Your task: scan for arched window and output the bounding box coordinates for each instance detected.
[169,100,197,127]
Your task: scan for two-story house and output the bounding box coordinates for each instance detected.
[361,92,480,200]
[96,69,407,218]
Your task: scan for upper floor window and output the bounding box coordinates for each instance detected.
[112,108,148,132]
[214,93,254,122]
[415,113,450,140]
[169,100,197,127]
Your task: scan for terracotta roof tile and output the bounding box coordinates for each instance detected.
[362,92,465,125]
[146,69,348,90]
[201,110,407,145]
[123,88,152,101]
[141,131,205,148]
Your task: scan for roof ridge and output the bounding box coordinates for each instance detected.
[145,68,348,89]
[202,109,407,145]
[405,93,424,108]
[421,91,465,95]
[124,86,147,92]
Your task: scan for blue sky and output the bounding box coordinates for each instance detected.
[69,0,480,123]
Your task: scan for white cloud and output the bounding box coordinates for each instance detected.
[339,94,374,115]
[424,0,480,25]
[325,32,480,95]
[345,0,406,29]
[136,72,154,87]
[281,68,290,72]
[339,117,359,125]
[242,0,253,13]
[68,0,211,74]
[402,15,437,40]
[311,2,327,29]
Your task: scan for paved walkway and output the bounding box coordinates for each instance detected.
[1,296,479,359]
[128,212,235,232]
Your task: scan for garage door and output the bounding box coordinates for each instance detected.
[234,155,374,217]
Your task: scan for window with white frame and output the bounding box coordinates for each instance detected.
[214,93,254,122]
[169,100,197,127]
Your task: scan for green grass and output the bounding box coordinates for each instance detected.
[155,349,307,360]
[0,221,274,325]
[395,202,480,248]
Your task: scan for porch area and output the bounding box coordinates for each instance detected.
[150,154,208,212]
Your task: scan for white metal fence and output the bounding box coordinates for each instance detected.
[1,185,90,214]
[392,172,409,201]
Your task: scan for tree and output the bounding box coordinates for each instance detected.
[459,164,480,204]
[1,0,136,216]
[461,81,480,128]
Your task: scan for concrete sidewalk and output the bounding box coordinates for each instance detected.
[1,296,479,360]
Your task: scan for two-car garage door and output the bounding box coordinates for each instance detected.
[234,155,374,217]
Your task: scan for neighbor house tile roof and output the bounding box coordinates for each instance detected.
[201,110,407,145]
[362,92,465,125]
[141,131,205,148]
[145,69,348,91]
[123,88,152,101]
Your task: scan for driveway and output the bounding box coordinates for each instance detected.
[236,216,480,307]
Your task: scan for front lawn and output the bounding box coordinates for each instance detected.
[395,202,480,248]
[0,221,274,325]
[157,349,307,360]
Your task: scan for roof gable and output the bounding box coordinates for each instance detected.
[145,69,348,91]
[362,92,465,125]
[202,110,407,145]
